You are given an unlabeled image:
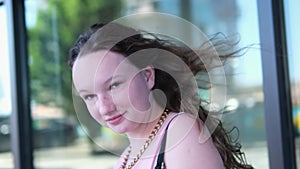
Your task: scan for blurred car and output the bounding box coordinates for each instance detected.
[0,116,10,152]
[0,116,77,152]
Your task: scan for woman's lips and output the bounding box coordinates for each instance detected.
[106,114,123,125]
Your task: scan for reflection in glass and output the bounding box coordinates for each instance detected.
[124,0,269,168]
[26,0,269,168]
[285,0,300,167]
[0,3,14,169]
[26,0,122,168]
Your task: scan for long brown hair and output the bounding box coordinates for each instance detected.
[69,22,254,169]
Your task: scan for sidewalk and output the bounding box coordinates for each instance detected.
[1,140,272,169]
[0,139,119,169]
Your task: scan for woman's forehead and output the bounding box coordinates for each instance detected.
[72,50,141,88]
[72,51,118,83]
[74,50,127,70]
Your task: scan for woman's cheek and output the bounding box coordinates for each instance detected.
[111,88,127,108]
[86,103,107,126]
[128,80,151,111]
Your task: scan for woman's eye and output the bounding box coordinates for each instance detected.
[83,94,96,101]
[110,82,120,90]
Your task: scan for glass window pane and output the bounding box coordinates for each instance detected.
[0,3,14,169]
[25,0,122,168]
[122,0,269,168]
[26,0,269,168]
[285,0,300,168]
[221,1,269,168]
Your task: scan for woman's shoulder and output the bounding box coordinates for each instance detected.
[165,112,224,169]
[166,112,202,147]
[167,112,200,136]
[169,111,197,123]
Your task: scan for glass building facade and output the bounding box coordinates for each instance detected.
[0,0,298,168]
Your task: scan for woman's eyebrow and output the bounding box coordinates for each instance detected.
[105,75,123,84]
[78,89,90,94]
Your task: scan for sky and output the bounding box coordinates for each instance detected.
[0,1,38,116]
[285,0,300,83]
[227,0,300,86]
[235,0,262,87]
[0,5,11,116]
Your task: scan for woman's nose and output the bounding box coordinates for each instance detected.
[97,94,116,115]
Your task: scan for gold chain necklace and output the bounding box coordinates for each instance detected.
[120,109,169,169]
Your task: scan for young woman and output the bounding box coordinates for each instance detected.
[69,22,254,169]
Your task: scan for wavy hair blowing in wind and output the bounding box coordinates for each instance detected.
[69,22,254,169]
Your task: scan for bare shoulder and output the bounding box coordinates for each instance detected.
[165,112,224,169]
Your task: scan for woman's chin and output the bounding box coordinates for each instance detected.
[108,126,127,134]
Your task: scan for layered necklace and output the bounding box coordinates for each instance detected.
[120,109,169,169]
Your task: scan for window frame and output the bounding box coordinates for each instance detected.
[257,0,296,168]
[6,0,34,168]
[4,0,298,168]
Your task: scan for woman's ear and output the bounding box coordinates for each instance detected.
[142,66,155,90]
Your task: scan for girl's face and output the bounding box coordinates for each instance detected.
[72,50,158,134]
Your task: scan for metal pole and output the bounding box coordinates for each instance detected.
[257,0,296,168]
[6,0,34,168]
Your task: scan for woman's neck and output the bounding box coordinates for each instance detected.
[126,105,165,150]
